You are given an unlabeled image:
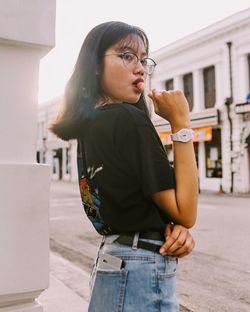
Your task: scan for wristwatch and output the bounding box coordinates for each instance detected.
[170,128,195,143]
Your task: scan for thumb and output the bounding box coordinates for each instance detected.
[148,88,159,100]
[147,91,153,99]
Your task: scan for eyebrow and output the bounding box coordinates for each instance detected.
[116,46,147,57]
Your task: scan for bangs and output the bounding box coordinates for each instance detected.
[115,34,148,55]
[98,22,149,58]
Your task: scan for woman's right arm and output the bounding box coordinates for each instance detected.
[148,89,198,228]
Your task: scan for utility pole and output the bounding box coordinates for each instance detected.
[225,42,234,193]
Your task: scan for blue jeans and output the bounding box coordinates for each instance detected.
[88,233,179,312]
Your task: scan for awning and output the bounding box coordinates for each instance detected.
[154,108,219,132]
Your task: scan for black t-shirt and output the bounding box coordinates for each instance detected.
[77,103,176,235]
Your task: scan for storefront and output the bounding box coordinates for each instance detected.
[153,108,222,192]
[235,101,250,192]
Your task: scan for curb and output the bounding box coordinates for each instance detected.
[199,190,250,198]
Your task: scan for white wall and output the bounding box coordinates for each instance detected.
[0,1,56,311]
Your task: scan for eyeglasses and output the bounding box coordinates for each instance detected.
[104,52,157,75]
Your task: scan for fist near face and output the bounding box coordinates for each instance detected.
[147,89,190,129]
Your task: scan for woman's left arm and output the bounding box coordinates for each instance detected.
[159,223,195,258]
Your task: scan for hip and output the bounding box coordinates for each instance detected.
[88,233,179,312]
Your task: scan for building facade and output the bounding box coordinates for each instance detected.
[37,96,78,182]
[149,8,250,193]
[38,8,250,194]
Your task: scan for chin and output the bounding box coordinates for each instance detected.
[124,96,141,104]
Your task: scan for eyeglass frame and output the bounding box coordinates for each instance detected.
[103,51,157,75]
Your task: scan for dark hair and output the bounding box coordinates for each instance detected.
[49,21,150,140]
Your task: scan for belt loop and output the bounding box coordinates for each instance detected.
[132,232,139,250]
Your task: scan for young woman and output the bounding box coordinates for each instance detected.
[50,21,198,312]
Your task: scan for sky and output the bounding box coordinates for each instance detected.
[38,0,250,103]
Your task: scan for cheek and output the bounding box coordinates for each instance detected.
[102,65,127,91]
[110,63,126,80]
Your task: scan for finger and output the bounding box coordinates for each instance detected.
[147,90,158,105]
[152,89,162,100]
[159,227,182,255]
[160,225,190,255]
[147,92,153,99]
[167,228,189,254]
[171,230,194,255]
[159,236,176,255]
[170,238,195,257]
[173,240,196,258]
[150,98,160,115]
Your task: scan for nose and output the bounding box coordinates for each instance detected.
[133,60,145,76]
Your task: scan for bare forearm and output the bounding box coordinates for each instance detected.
[173,140,198,225]
[148,89,199,227]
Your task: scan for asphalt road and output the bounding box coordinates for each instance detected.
[49,181,250,312]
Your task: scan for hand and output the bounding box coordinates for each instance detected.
[147,89,190,132]
[159,223,195,258]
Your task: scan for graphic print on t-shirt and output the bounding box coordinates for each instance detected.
[77,144,113,235]
[87,165,104,179]
[79,174,112,235]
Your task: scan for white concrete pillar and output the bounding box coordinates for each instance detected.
[220,107,232,193]
[215,63,224,108]
[45,149,53,171]
[193,69,203,112]
[198,142,206,189]
[62,147,67,180]
[70,140,78,182]
[0,1,56,311]
[237,55,249,102]
[173,76,183,91]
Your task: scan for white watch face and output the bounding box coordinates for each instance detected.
[180,129,190,142]
[171,129,195,142]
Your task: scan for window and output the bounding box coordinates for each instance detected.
[52,157,57,174]
[40,121,45,139]
[203,66,216,108]
[205,129,222,178]
[183,73,194,111]
[66,147,71,174]
[42,151,46,163]
[165,79,174,91]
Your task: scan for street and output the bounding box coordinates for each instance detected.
[49,180,250,312]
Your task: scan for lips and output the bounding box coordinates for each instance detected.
[132,78,144,92]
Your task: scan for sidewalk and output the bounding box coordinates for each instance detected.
[199,189,250,198]
[38,252,90,312]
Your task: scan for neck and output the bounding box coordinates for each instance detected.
[95,96,122,107]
